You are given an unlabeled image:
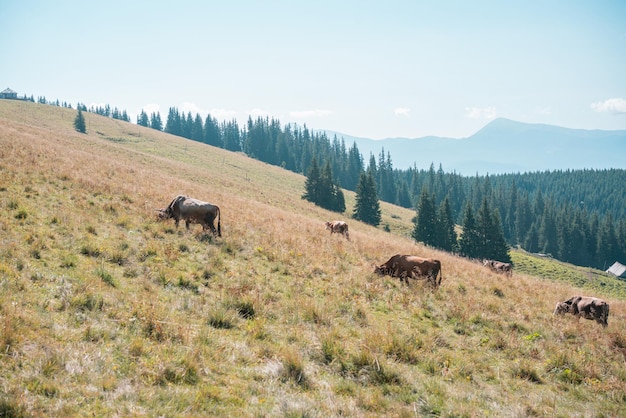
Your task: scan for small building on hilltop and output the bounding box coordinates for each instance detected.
[0,87,18,99]
[606,261,626,279]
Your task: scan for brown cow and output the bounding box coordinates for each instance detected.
[554,296,609,327]
[157,195,221,237]
[325,221,350,240]
[483,259,513,276]
[374,254,442,287]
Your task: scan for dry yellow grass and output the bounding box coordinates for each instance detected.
[1,100,625,417]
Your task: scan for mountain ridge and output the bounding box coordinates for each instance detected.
[320,118,626,175]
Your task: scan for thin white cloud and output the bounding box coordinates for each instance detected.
[141,103,160,114]
[464,106,497,120]
[179,102,238,120]
[289,109,332,118]
[179,102,211,116]
[87,102,107,110]
[248,108,268,118]
[394,107,411,117]
[591,98,626,114]
[535,105,551,116]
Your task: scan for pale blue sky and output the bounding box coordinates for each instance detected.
[1,0,625,139]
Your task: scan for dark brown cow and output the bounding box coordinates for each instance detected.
[374,254,442,287]
[158,195,221,236]
[554,296,609,327]
[325,221,350,240]
[483,259,513,276]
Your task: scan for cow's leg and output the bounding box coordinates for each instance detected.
[185,219,191,230]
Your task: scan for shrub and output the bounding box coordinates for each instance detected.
[232,300,256,319]
[280,349,309,389]
[207,308,235,329]
[0,397,27,418]
[96,266,116,287]
[512,361,543,384]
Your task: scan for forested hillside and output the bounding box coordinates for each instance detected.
[154,107,626,272]
[26,98,626,272]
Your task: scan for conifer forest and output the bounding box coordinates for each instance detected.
[40,97,626,272]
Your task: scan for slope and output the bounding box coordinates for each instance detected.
[1,101,625,417]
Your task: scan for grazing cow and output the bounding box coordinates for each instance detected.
[158,195,221,237]
[374,254,442,287]
[483,259,513,276]
[325,221,350,240]
[554,296,609,327]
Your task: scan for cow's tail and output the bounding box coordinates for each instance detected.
[217,206,221,237]
[437,264,443,287]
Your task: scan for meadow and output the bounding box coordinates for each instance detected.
[1,100,625,417]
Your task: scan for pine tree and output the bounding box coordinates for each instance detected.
[302,159,345,213]
[353,171,381,226]
[191,114,204,142]
[137,110,149,127]
[538,205,558,256]
[150,112,163,131]
[73,108,86,133]
[437,197,458,252]
[396,180,412,208]
[597,213,620,269]
[412,188,437,246]
[164,107,182,136]
[302,157,322,204]
[477,198,510,262]
[222,119,241,151]
[321,162,346,213]
[459,202,480,259]
[332,185,346,213]
[203,114,221,147]
[346,142,363,191]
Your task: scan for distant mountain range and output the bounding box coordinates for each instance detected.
[321,118,626,175]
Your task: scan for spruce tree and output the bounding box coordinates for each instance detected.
[73,108,86,133]
[319,161,346,213]
[437,197,458,252]
[191,114,204,142]
[353,171,381,226]
[303,159,346,213]
[302,157,322,205]
[150,112,163,131]
[164,107,182,136]
[412,188,437,246]
[459,202,481,259]
[327,183,346,213]
[477,198,510,262]
[137,110,149,127]
[203,114,221,147]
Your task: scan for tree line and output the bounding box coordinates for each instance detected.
[149,107,625,271]
[54,99,626,271]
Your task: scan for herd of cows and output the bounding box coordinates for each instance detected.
[156,195,611,328]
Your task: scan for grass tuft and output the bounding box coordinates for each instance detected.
[207,307,236,329]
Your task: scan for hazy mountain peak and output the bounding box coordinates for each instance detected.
[330,119,626,175]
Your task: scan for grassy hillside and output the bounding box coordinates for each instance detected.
[1,100,625,417]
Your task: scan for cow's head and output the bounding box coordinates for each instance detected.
[156,208,171,220]
[373,265,387,276]
[553,301,570,315]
